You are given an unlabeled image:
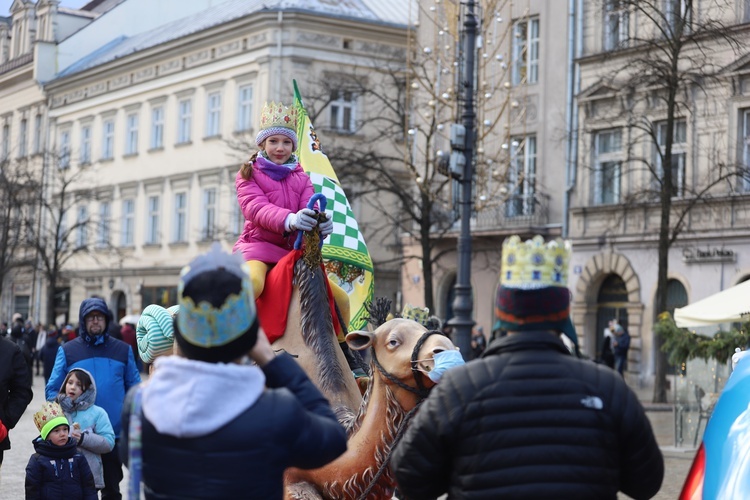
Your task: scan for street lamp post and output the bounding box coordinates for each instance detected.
[448,0,478,360]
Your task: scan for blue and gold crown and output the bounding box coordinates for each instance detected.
[177,244,257,350]
[501,235,571,289]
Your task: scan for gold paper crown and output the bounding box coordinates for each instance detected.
[33,401,69,439]
[500,235,571,289]
[259,101,298,132]
[401,304,430,326]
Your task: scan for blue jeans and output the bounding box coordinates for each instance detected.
[614,354,627,376]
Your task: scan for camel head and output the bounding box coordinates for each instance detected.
[346,318,458,407]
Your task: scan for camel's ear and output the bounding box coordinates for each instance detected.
[346,330,374,351]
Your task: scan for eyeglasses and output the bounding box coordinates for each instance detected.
[85,314,106,322]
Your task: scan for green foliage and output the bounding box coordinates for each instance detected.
[655,312,750,366]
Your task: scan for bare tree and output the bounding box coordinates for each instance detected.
[24,156,101,325]
[584,0,744,402]
[0,158,38,302]
[298,1,525,311]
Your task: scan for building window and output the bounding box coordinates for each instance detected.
[230,197,244,237]
[141,286,177,308]
[33,114,42,154]
[125,113,139,155]
[745,0,750,23]
[506,136,537,217]
[329,90,356,132]
[151,106,164,150]
[593,130,622,205]
[201,187,217,240]
[18,118,27,157]
[98,201,110,248]
[512,17,539,85]
[604,0,629,51]
[655,120,687,198]
[664,0,690,35]
[121,198,135,246]
[173,192,187,242]
[145,195,160,245]
[743,109,750,191]
[2,124,10,160]
[206,91,221,137]
[177,99,192,144]
[237,84,253,132]
[102,119,115,159]
[76,205,88,248]
[80,125,92,164]
[57,211,67,250]
[59,129,71,168]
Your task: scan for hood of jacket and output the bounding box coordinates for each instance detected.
[142,355,266,438]
[56,367,97,414]
[78,298,110,345]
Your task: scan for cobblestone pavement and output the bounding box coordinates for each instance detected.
[0,373,695,499]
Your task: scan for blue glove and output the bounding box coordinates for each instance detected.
[319,212,333,238]
[290,208,317,232]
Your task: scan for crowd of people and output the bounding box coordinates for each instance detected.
[0,99,663,499]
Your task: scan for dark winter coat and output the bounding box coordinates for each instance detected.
[10,321,33,369]
[391,331,664,500]
[41,336,61,382]
[0,337,33,452]
[120,354,347,499]
[613,329,631,357]
[45,297,141,434]
[25,436,97,499]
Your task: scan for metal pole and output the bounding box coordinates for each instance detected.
[448,0,477,360]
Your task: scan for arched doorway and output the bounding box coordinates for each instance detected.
[596,274,629,356]
[113,291,127,323]
[665,279,688,317]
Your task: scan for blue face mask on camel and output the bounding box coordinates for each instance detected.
[427,349,465,383]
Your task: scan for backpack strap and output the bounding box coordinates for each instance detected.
[128,386,144,500]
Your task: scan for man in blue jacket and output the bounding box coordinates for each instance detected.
[46,297,141,500]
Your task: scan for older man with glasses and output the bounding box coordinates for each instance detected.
[46,297,141,500]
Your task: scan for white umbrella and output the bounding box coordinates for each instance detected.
[674,280,750,328]
[119,314,141,326]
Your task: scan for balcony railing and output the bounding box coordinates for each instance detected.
[473,194,548,230]
[0,53,33,76]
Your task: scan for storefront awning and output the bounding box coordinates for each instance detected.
[674,280,750,328]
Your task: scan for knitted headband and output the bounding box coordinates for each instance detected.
[494,285,577,345]
[256,126,298,151]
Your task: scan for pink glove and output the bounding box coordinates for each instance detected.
[0,420,7,442]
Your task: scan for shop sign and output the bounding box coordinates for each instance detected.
[682,246,736,264]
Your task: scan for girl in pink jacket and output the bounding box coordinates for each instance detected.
[233,101,350,331]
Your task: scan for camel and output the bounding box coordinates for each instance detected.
[284,318,456,499]
[262,195,458,498]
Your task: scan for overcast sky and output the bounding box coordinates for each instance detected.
[0,1,89,16]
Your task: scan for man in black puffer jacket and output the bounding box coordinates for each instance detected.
[392,235,664,499]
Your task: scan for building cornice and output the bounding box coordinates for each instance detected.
[44,10,408,111]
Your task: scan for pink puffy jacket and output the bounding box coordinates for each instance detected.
[233,164,315,263]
